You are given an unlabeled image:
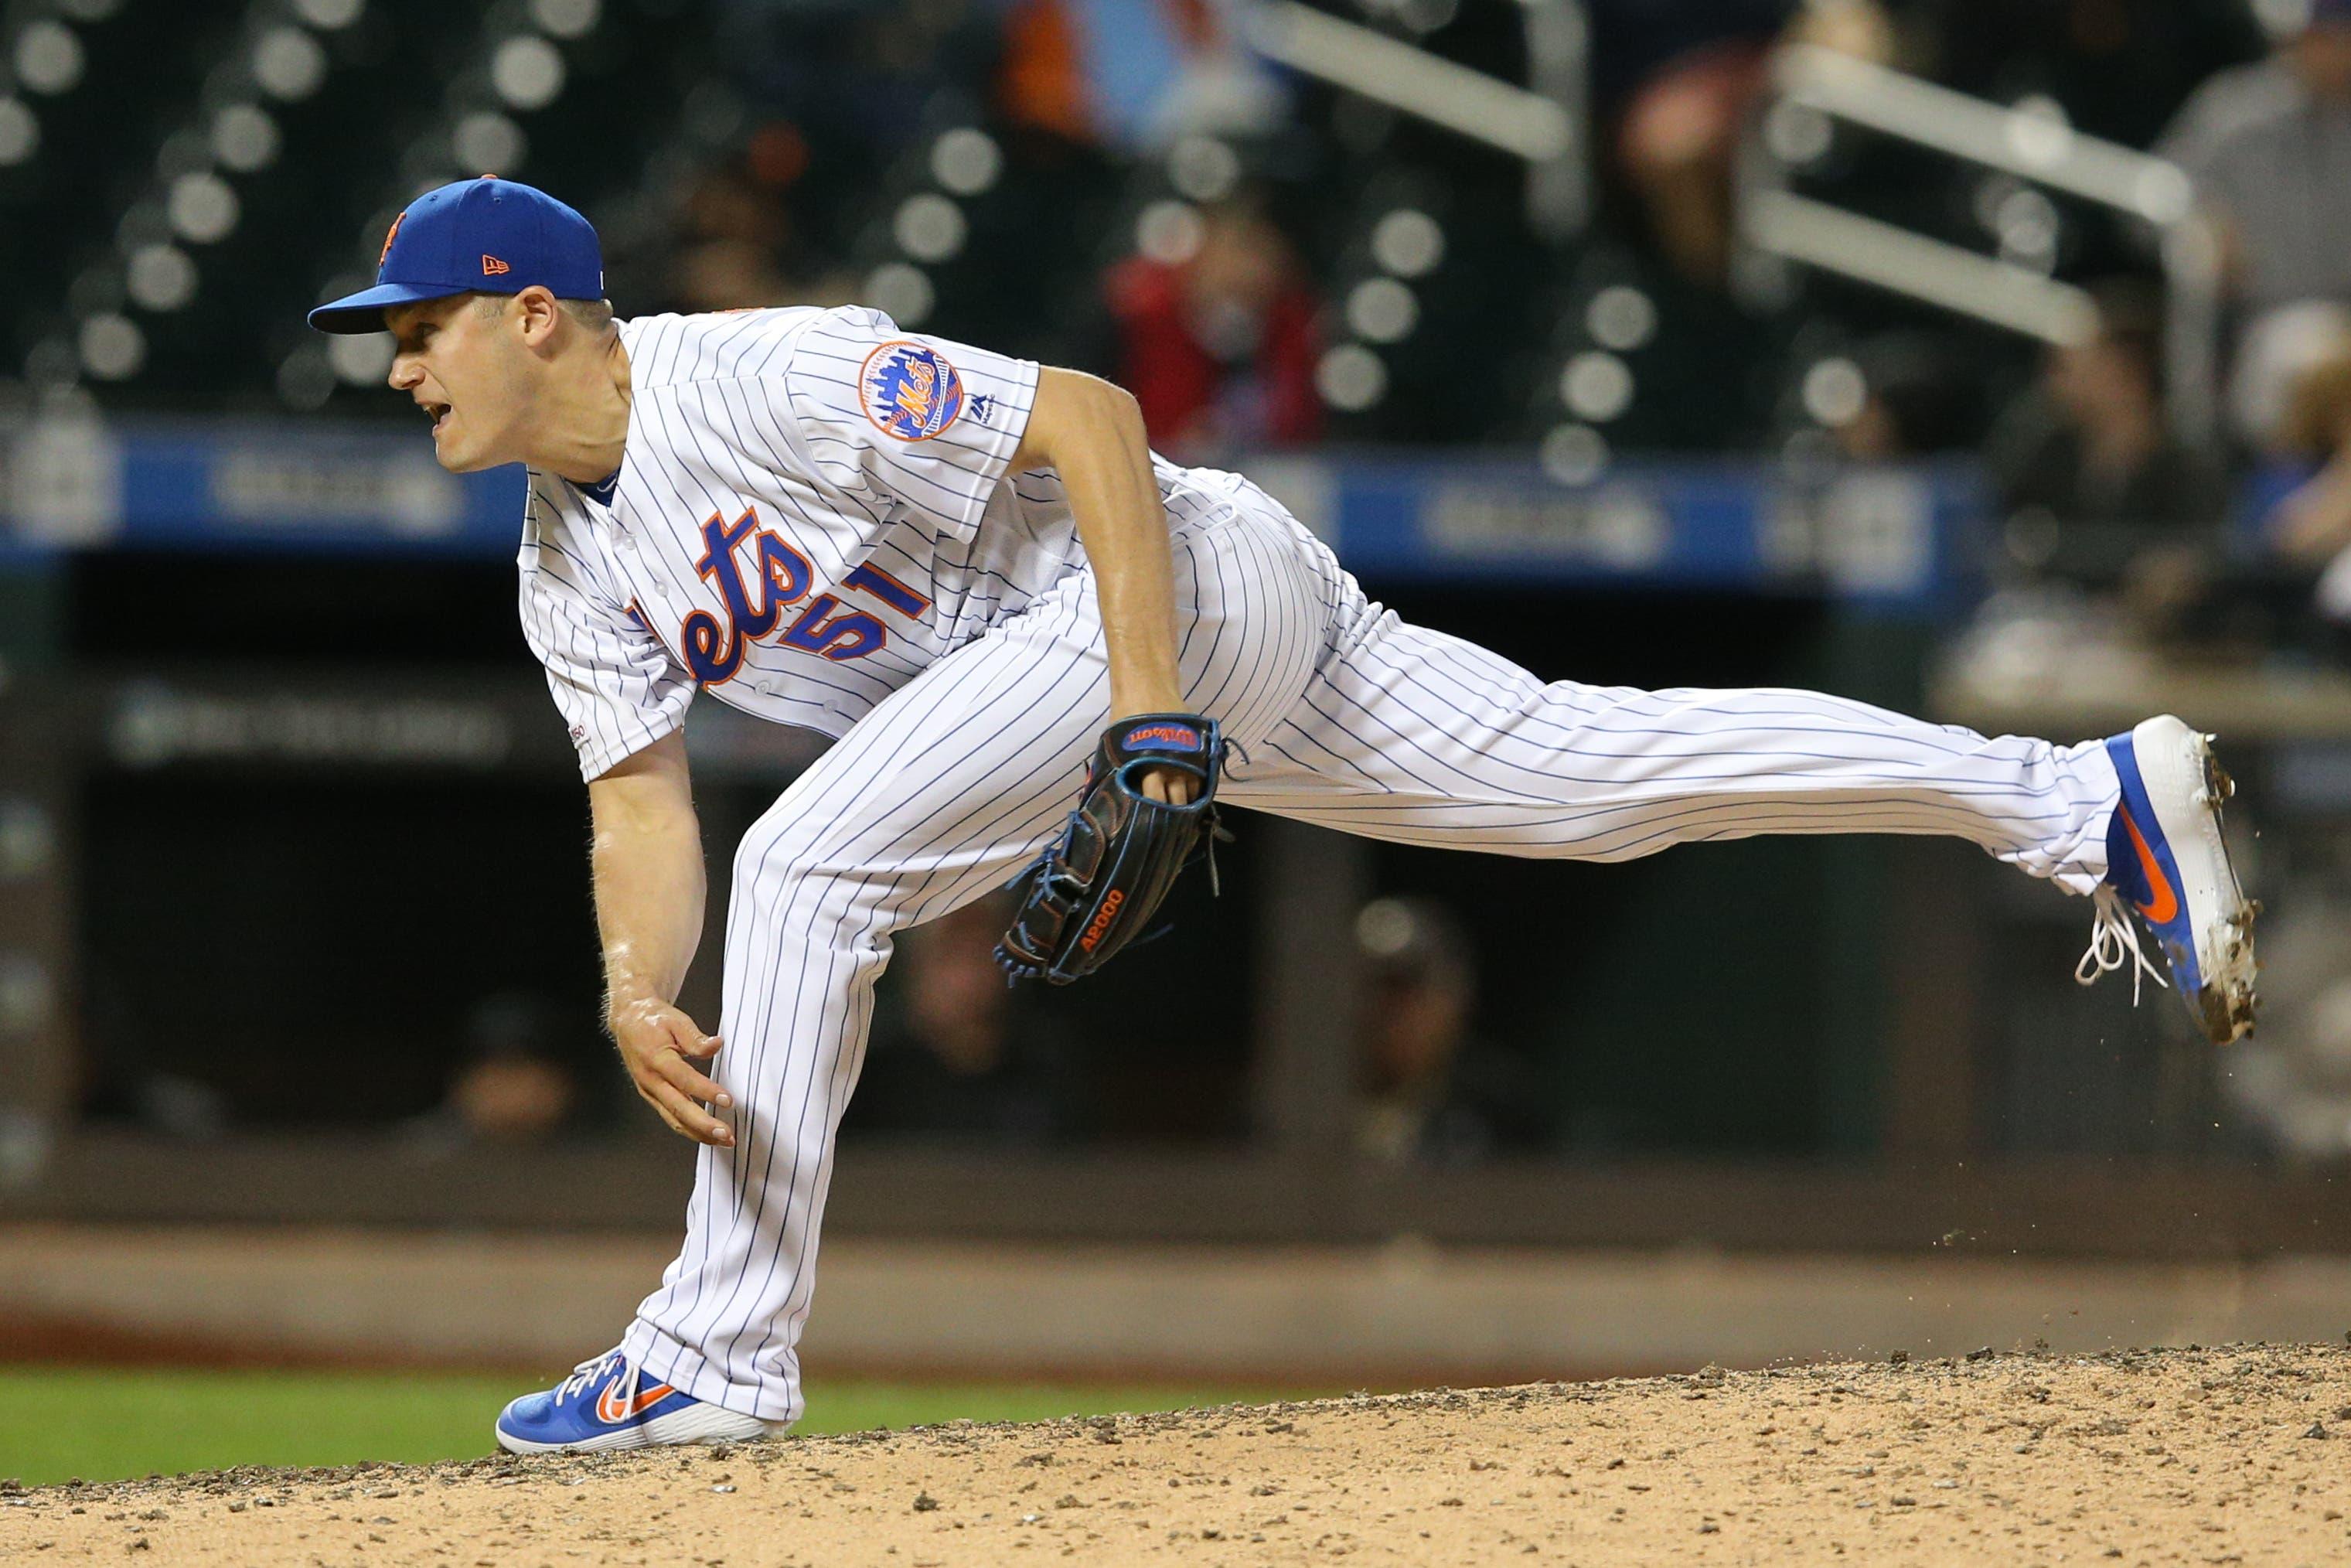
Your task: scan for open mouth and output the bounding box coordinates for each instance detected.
[424,401,451,432]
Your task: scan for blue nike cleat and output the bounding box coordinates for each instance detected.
[493,1348,772,1455]
[2077,715,2258,1045]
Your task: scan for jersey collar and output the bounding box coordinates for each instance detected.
[578,467,622,508]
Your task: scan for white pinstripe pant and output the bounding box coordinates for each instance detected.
[622,475,2121,1421]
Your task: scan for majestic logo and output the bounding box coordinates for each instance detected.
[378,212,405,268]
[595,1380,676,1423]
[1123,723,1201,752]
[481,254,511,276]
[860,341,964,441]
[669,506,933,686]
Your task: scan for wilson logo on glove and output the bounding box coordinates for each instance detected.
[996,713,1232,986]
[1078,889,1126,952]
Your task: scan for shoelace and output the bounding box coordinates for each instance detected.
[2074,885,2168,1005]
[553,1348,635,1411]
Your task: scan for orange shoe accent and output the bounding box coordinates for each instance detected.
[2122,810,2179,924]
[481,254,512,276]
[595,1381,675,1423]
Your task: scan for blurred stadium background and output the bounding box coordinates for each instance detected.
[6,0,2351,1482]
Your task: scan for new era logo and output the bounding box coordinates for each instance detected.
[481,254,511,276]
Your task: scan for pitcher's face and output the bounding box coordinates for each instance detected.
[386,295,536,472]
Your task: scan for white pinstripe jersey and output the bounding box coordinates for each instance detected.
[518,305,1214,780]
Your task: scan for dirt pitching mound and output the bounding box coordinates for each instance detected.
[8,1345,2349,1566]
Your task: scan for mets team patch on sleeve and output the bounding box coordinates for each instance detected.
[860,341,965,441]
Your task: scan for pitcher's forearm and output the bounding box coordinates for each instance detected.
[586,730,707,1024]
[592,816,707,1022]
[1062,418,1181,716]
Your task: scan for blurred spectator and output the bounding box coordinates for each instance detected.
[674,240,800,313]
[1101,193,1324,458]
[404,994,581,1150]
[2264,337,2351,621]
[663,162,852,314]
[845,895,1089,1144]
[1595,0,1892,286]
[1352,898,1551,1164]
[996,0,1286,154]
[2159,2,2351,438]
[1921,0,2267,152]
[1985,281,2227,601]
[2229,298,2351,452]
[673,163,794,312]
[1821,332,1987,461]
[722,0,1000,162]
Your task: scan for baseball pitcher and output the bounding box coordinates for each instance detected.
[306,179,2257,1454]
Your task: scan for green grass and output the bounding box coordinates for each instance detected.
[0,1368,1311,1487]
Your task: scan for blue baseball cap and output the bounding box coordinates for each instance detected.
[308,177,605,334]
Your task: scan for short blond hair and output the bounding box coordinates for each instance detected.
[472,293,614,333]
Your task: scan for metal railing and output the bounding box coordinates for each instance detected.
[1245,0,1589,240]
[1739,43,2223,447]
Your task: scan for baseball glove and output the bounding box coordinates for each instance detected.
[995,713,1231,986]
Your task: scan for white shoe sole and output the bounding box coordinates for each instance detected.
[496,1400,774,1456]
[2130,716,2257,1045]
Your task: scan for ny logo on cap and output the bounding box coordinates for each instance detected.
[378,212,405,267]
